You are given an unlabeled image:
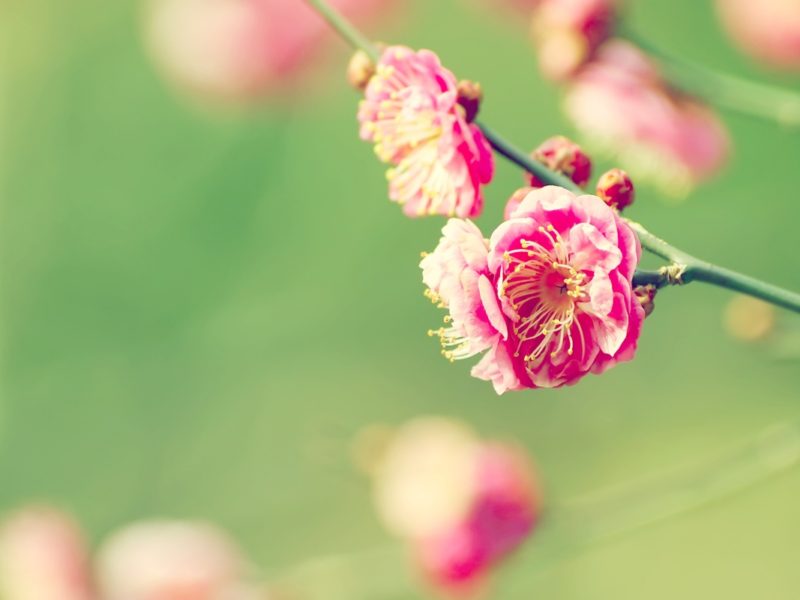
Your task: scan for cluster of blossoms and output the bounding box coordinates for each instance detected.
[524,0,730,196]
[370,417,541,594]
[355,46,494,218]
[0,508,265,600]
[350,43,648,393]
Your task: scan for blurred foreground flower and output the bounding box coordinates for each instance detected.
[357,46,494,217]
[422,185,643,393]
[531,0,618,80]
[0,507,265,600]
[0,507,93,600]
[716,0,800,70]
[146,0,400,103]
[371,417,541,595]
[97,520,261,600]
[564,41,729,197]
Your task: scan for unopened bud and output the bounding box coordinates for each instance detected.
[504,187,536,220]
[347,50,375,91]
[634,285,656,317]
[596,168,635,210]
[456,79,483,123]
[527,135,592,188]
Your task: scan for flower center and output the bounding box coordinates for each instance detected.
[500,225,588,364]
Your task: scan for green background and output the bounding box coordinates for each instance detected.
[2,0,800,598]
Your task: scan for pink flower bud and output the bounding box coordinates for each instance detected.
[596,167,635,210]
[527,135,592,189]
[0,507,93,600]
[716,0,800,70]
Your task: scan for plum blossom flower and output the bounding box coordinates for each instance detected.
[147,0,400,103]
[716,0,800,70]
[358,46,494,217]
[421,185,644,393]
[372,418,541,594]
[564,41,730,197]
[531,0,618,80]
[96,520,261,600]
[0,507,94,600]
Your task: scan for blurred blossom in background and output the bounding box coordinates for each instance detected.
[716,0,800,71]
[370,418,541,595]
[146,0,403,104]
[564,40,730,197]
[0,508,93,600]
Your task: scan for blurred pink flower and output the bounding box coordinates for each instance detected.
[358,46,494,217]
[96,520,260,600]
[371,418,540,595]
[716,0,800,70]
[531,0,618,80]
[422,185,643,393]
[146,0,400,103]
[0,507,93,600]
[564,41,729,196]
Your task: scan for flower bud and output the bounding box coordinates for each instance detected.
[456,79,483,123]
[347,49,375,91]
[634,284,656,317]
[527,135,592,188]
[504,187,536,220]
[596,167,635,210]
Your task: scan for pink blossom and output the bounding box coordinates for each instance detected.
[716,0,800,70]
[147,0,399,103]
[531,0,618,80]
[372,418,540,594]
[416,444,540,594]
[564,41,729,196]
[421,185,644,393]
[96,520,260,600]
[0,507,93,600]
[358,46,494,217]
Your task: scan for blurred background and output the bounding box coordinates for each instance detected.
[2,0,800,598]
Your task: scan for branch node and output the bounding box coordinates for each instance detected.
[659,263,687,285]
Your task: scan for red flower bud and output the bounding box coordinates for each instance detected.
[457,80,483,123]
[527,135,592,189]
[634,284,656,317]
[596,168,635,210]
